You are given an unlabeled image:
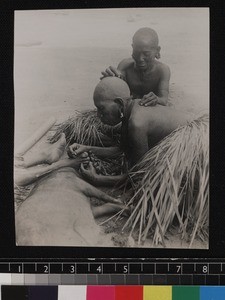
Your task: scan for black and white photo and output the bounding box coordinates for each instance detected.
[14,8,209,248]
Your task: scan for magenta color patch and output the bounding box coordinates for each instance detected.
[86,285,115,300]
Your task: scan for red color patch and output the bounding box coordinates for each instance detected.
[115,286,143,300]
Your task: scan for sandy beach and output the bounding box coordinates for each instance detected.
[14,8,209,147]
[14,8,209,248]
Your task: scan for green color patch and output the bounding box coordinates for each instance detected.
[172,286,200,300]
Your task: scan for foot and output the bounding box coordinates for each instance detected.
[44,133,66,164]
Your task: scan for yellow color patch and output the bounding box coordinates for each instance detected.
[144,286,172,300]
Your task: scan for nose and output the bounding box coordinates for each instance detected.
[138,53,145,62]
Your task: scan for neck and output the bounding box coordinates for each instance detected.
[122,97,134,121]
[135,60,156,75]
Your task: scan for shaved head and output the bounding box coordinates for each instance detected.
[133,27,159,47]
[93,77,130,102]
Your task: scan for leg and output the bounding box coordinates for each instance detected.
[15,156,89,186]
[92,203,130,218]
[17,133,66,168]
[76,176,122,205]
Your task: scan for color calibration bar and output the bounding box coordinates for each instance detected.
[1,285,225,300]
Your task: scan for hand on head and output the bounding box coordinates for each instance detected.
[100,66,123,80]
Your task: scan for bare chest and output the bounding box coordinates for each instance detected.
[126,68,160,98]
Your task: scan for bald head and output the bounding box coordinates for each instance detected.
[133,27,159,47]
[93,77,130,102]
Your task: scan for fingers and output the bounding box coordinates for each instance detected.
[139,92,158,106]
[67,143,86,158]
[109,66,121,77]
[67,143,78,158]
[80,162,86,172]
[100,66,121,79]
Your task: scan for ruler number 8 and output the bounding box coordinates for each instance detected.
[202,265,208,273]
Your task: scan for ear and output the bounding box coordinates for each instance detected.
[155,46,161,59]
[114,97,124,112]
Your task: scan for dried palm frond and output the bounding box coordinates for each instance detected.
[49,109,121,147]
[123,114,209,247]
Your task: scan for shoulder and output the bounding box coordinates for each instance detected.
[128,102,150,132]
[155,61,171,78]
[118,58,135,71]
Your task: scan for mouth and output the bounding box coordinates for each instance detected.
[136,63,147,69]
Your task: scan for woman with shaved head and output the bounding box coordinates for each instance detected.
[69,77,190,186]
[101,27,170,107]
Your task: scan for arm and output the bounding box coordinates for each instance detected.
[68,143,122,159]
[80,163,127,187]
[100,58,133,80]
[128,120,149,167]
[140,64,171,106]
[156,64,171,106]
[85,146,122,159]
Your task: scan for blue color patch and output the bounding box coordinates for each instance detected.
[200,286,225,300]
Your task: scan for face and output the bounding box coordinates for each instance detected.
[94,97,121,126]
[132,39,158,71]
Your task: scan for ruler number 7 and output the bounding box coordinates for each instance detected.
[176,265,181,273]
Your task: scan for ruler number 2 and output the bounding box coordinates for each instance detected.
[44,265,49,273]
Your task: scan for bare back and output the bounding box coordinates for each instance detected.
[125,101,191,165]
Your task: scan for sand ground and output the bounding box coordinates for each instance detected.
[14,8,209,248]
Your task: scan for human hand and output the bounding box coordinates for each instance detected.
[67,143,89,158]
[80,162,100,183]
[139,92,158,106]
[58,153,90,169]
[100,66,123,79]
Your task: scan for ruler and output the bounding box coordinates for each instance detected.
[0,260,225,285]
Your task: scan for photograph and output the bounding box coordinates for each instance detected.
[14,8,209,249]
